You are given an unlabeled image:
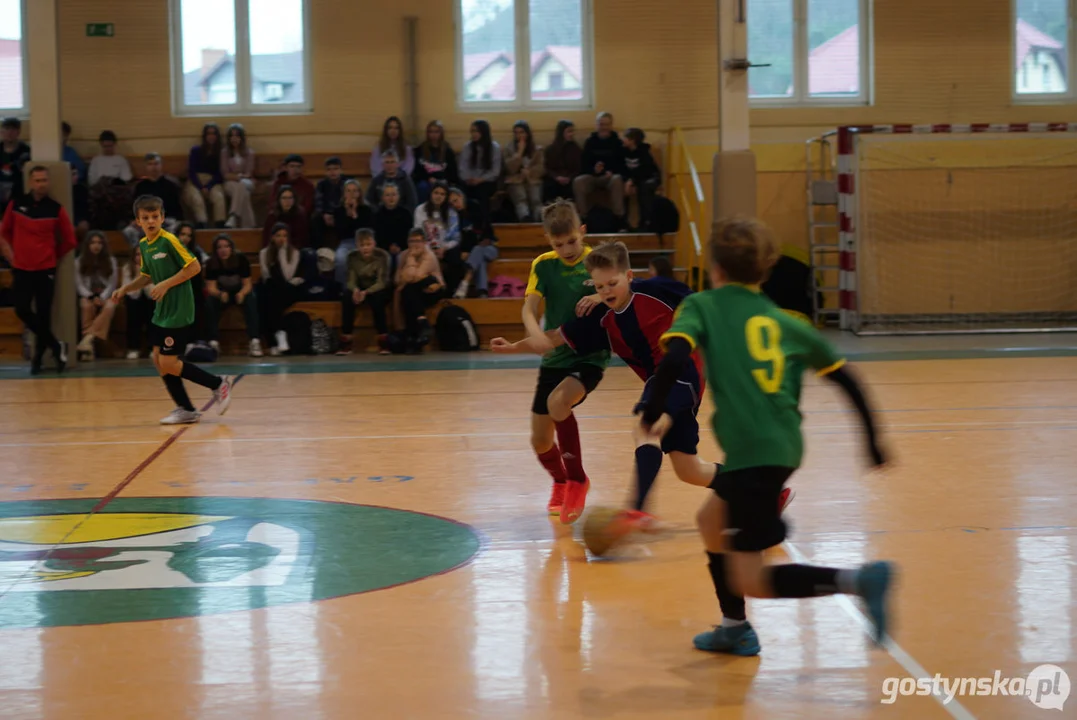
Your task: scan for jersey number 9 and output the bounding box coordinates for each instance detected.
[746,316,785,394]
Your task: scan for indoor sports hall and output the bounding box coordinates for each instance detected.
[1,2,1076,719]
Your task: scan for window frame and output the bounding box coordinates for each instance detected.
[168,0,312,118]
[454,0,594,112]
[748,0,873,108]
[1012,0,1075,104]
[0,0,29,118]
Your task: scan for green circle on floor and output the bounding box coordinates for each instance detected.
[0,497,481,628]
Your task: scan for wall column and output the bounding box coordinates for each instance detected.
[713,0,757,224]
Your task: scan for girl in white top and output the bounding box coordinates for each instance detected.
[259,222,306,355]
[413,181,460,250]
[370,115,415,176]
[75,231,119,359]
[220,123,257,227]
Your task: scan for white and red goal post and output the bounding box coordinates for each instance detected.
[837,123,1077,334]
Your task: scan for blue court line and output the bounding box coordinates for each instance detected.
[5,338,1077,380]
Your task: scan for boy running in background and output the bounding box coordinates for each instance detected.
[640,216,893,655]
[112,195,233,424]
[523,199,609,524]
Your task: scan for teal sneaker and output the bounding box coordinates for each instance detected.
[856,561,894,645]
[693,622,761,656]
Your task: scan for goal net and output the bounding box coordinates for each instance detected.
[839,124,1077,335]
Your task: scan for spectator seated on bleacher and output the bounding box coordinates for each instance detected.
[123,153,183,246]
[89,130,134,230]
[373,183,412,261]
[574,111,626,231]
[259,222,307,356]
[121,246,154,359]
[221,123,257,228]
[371,115,415,178]
[504,120,544,222]
[458,120,501,235]
[0,117,30,216]
[312,156,348,249]
[333,179,375,284]
[543,120,580,204]
[367,149,418,213]
[74,230,118,361]
[394,227,444,355]
[181,123,226,228]
[205,233,262,357]
[270,154,315,217]
[263,185,310,249]
[339,228,391,356]
[449,186,497,298]
[174,222,210,350]
[415,181,466,296]
[61,122,87,186]
[622,128,661,232]
[412,120,459,203]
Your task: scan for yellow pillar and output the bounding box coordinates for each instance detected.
[713,0,757,224]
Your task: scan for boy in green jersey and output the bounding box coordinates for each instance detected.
[641,217,895,655]
[522,199,609,524]
[112,195,233,424]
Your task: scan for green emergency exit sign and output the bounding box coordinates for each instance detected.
[85,23,114,37]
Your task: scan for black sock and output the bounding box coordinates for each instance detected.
[180,361,222,391]
[163,374,196,412]
[706,552,746,621]
[769,564,841,598]
[632,444,663,512]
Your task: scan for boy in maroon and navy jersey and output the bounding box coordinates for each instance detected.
[493,241,726,527]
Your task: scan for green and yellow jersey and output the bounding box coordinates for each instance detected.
[526,246,610,370]
[139,230,197,328]
[661,284,845,472]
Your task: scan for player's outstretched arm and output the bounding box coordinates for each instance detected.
[824,365,887,468]
[490,329,565,355]
[639,337,693,430]
[112,274,151,302]
[521,293,545,339]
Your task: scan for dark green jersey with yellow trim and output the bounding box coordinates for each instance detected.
[661,284,844,472]
[526,246,610,370]
[139,230,197,328]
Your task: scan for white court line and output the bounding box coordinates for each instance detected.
[782,540,977,720]
[4,416,1077,448]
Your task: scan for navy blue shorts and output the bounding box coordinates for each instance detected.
[633,378,701,455]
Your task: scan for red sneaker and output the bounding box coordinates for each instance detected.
[621,509,665,534]
[547,483,566,516]
[778,487,795,514]
[559,479,590,525]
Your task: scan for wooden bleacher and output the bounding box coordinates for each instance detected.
[1,221,681,359]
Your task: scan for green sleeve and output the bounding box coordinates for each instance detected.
[139,242,150,277]
[775,310,845,376]
[660,292,705,351]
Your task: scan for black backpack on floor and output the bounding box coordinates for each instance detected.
[281,311,314,355]
[435,304,480,351]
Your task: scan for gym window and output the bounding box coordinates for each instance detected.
[1014,0,1072,101]
[0,0,27,117]
[170,0,311,116]
[455,0,594,111]
[747,0,873,106]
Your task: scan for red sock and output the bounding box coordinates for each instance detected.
[555,414,587,483]
[537,445,568,484]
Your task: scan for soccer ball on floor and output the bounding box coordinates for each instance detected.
[581,506,636,557]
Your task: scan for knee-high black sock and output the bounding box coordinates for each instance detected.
[180,361,222,391]
[632,444,663,512]
[707,552,746,621]
[769,564,844,598]
[163,374,196,412]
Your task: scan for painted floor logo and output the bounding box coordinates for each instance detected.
[881,666,1071,710]
[0,497,480,628]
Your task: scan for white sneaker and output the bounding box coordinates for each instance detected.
[209,340,220,352]
[453,281,469,299]
[77,333,94,352]
[249,338,263,357]
[160,408,201,425]
[269,346,282,357]
[275,330,290,354]
[214,375,233,415]
[224,214,239,229]
[125,350,139,360]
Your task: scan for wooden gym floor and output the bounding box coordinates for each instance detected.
[0,342,1076,720]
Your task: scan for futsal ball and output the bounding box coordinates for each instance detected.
[582,506,632,557]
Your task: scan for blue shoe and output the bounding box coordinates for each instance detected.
[693,622,761,656]
[856,561,894,645]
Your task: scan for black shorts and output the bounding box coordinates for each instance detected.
[149,323,192,356]
[632,378,701,455]
[710,466,795,552]
[531,364,605,416]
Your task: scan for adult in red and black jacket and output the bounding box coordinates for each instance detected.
[0,166,78,373]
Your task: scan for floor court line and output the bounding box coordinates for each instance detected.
[782,540,978,720]
[0,375,244,602]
